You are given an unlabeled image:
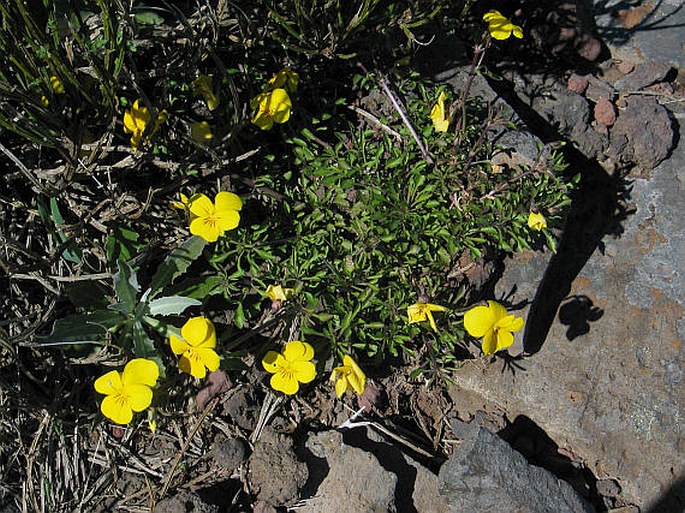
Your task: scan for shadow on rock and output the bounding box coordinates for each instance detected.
[558,294,604,340]
[645,474,685,513]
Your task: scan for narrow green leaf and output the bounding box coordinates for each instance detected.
[150,236,207,297]
[37,311,125,344]
[113,260,140,313]
[147,295,201,316]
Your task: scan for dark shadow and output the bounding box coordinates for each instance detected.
[483,72,633,355]
[498,415,604,510]
[644,475,685,513]
[558,294,604,340]
[342,426,420,513]
[592,0,685,46]
[296,443,330,501]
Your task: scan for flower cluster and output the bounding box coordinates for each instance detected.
[251,68,298,130]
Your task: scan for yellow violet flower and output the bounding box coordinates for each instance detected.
[330,355,366,398]
[251,88,292,130]
[40,95,49,107]
[192,74,219,111]
[190,121,214,143]
[94,358,159,425]
[266,68,299,94]
[262,340,316,395]
[50,75,65,94]
[464,300,524,355]
[189,191,242,242]
[483,10,523,40]
[407,302,448,332]
[123,99,167,151]
[170,316,221,379]
[527,211,547,231]
[265,284,294,302]
[429,91,449,132]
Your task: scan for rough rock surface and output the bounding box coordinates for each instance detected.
[449,107,685,510]
[248,428,308,507]
[155,492,218,513]
[439,426,594,513]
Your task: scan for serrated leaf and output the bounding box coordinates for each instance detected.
[113,260,140,313]
[150,236,207,297]
[36,311,125,344]
[148,295,201,316]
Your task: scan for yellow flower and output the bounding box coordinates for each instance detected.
[251,88,292,130]
[265,284,294,302]
[330,355,366,398]
[192,74,219,111]
[266,68,299,94]
[123,99,167,151]
[464,300,524,355]
[527,211,547,231]
[429,91,449,132]
[188,191,242,242]
[190,121,214,143]
[169,316,221,379]
[483,10,523,40]
[40,95,49,107]
[50,75,65,94]
[407,302,448,332]
[94,358,159,425]
[170,192,192,210]
[262,341,316,395]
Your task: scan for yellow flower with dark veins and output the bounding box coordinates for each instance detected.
[527,211,547,231]
[50,75,65,94]
[251,88,292,130]
[188,191,242,242]
[262,341,316,395]
[483,10,523,40]
[429,91,449,132]
[94,358,159,425]
[330,355,366,398]
[464,300,524,355]
[190,121,214,143]
[192,74,219,111]
[407,302,448,332]
[265,284,294,302]
[170,316,221,379]
[266,68,299,94]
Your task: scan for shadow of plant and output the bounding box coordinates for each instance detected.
[558,294,604,340]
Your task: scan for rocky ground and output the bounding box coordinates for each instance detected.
[16,2,682,512]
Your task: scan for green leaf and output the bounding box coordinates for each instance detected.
[36,311,125,344]
[113,260,140,313]
[131,320,155,358]
[234,303,245,329]
[134,11,164,25]
[150,236,207,297]
[147,295,201,316]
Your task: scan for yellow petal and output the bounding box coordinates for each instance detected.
[190,216,220,242]
[196,347,221,373]
[271,372,299,395]
[121,358,159,387]
[125,384,154,412]
[94,370,122,395]
[262,351,285,373]
[291,360,316,383]
[50,75,64,94]
[407,303,427,323]
[464,304,495,338]
[266,284,286,301]
[426,310,438,332]
[283,340,314,362]
[486,300,508,322]
[495,328,515,352]
[181,317,215,347]
[190,121,213,143]
[188,194,213,217]
[100,395,133,424]
[481,331,497,355]
[334,376,348,398]
[215,192,243,212]
[179,352,207,379]
[170,333,191,355]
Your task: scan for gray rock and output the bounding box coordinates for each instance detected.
[212,434,247,470]
[608,95,674,171]
[248,428,308,507]
[438,426,594,513]
[156,492,218,513]
[613,61,674,92]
